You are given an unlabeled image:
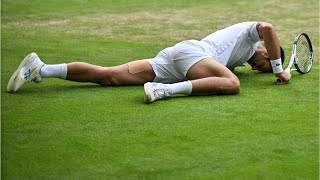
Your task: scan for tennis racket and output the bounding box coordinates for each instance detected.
[277,32,313,83]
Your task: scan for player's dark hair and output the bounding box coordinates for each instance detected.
[248,45,285,64]
[247,46,285,73]
[280,46,285,64]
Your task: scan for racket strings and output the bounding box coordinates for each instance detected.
[296,37,312,73]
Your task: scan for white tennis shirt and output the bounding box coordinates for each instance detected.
[200,22,260,69]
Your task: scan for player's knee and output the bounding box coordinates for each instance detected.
[106,77,121,86]
[226,77,240,94]
[99,68,121,86]
[232,78,240,94]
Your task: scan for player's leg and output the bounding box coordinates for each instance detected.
[186,57,240,95]
[66,60,155,85]
[144,57,240,103]
[7,52,155,93]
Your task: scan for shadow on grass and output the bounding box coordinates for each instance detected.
[235,70,279,86]
[132,92,242,106]
[5,83,102,94]
[4,83,143,96]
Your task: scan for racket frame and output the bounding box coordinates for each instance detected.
[293,33,313,74]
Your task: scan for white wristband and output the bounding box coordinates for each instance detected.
[270,58,283,74]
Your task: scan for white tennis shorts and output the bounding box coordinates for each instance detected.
[147,40,211,83]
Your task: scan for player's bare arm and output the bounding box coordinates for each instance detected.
[256,22,291,83]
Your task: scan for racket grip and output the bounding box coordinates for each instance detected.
[276,78,283,83]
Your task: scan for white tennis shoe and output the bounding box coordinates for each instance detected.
[144,82,172,104]
[7,52,44,93]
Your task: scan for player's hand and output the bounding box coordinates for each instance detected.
[275,70,291,84]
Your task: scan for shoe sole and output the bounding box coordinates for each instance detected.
[7,53,38,93]
[143,83,153,104]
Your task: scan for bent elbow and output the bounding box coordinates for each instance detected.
[257,22,275,39]
[261,22,273,29]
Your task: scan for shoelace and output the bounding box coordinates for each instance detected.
[153,88,171,99]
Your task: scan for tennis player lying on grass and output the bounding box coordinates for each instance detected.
[7,21,291,103]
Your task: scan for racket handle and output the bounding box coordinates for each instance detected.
[284,68,291,73]
[276,78,283,83]
[276,68,291,83]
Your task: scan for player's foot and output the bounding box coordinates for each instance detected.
[7,52,44,93]
[144,82,172,104]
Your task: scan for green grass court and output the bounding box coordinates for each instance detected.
[2,0,319,179]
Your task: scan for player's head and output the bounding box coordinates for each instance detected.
[248,43,285,73]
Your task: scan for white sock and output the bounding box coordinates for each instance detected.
[40,64,67,79]
[166,81,192,95]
